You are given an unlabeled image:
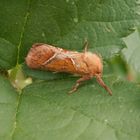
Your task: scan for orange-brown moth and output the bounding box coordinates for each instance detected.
[25,42,112,95]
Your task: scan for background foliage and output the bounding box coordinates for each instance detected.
[0,0,140,140]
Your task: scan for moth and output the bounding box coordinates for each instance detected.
[25,42,112,95]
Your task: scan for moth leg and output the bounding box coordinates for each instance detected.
[69,75,92,94]
[95,74,112,96]
[83,38,89,53]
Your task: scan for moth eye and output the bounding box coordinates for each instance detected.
[96,71,102,76]
[96,71,100,74]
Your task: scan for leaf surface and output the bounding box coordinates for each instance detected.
[10,77,140,140]
[0,0,140,140]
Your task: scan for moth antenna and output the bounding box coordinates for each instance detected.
[95,74,112,96]
[83,38,89,53]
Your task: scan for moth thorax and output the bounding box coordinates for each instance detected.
[84,52,103,75]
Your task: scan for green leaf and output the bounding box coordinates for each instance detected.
[0,75,18,140]
[0,38,17,70]
[0,0,140,140]
[1,76,140,140]
[0,0,139,64]
[19,0,140,78]
[106,55,128,79]
[0,0,29,45]
[19,0,140,61]
[122,29,140,82]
